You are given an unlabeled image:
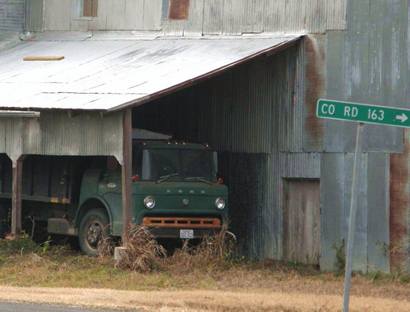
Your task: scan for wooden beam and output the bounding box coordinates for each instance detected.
[11,156,23,237]
[23,56,65,61]
[121,109,132,243]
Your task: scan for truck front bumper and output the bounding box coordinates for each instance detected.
[142,216,222,239]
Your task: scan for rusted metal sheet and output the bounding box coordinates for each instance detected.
[83,0,98,17]
[303,35,325,151]
[168,0,190,20]
[389,135,410,271]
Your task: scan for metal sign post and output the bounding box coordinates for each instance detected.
[342,123,364,312]
[316,98,410,312]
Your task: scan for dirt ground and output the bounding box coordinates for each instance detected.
[1,277,410,312]
[0,239,409,311]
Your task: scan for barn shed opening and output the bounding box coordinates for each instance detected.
[132,42,305,257]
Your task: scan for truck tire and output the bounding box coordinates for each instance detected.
[78,208,109,256]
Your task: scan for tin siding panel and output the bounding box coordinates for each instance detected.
[320,153,345,271]
[324,0,406,153]
[342,153,368,272]
[323,31,348,152]
[367,152,390,272]
[0,111,123,163]
[42,0,162,31]
[44,0,72,31]
[36,0,347,33]
[320,151,390,273]
[0,0,25,31]
[364,0,406,152]
[320,0,408,273]
[321,152,369,272]
[25,0,43,31]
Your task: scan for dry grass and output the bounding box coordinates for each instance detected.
[162,226,236,274]
[114,226,166,273]
[98,225,236,274]
[0,234,409,309]
[1,286,410,312]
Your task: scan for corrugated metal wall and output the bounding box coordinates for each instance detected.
[25,0,42,31]
[0,0,24,31]
[0,111,123,163]
[27,0,347,33]
[320,0,409,273]
[163,0,347,35]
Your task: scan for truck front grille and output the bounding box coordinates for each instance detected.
[142,217,221,229]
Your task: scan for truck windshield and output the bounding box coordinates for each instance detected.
[141,149,217,182]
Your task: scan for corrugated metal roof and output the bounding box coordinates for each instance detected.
[0,33,303,111]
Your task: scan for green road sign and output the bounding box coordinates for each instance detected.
[316,99,410,128]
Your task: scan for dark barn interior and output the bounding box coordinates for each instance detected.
[132,45,301,257]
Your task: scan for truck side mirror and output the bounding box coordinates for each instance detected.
[132,174,140,182]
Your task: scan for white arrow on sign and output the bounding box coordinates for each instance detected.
[396,113,408,123]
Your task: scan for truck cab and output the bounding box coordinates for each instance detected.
[76,136,229,255]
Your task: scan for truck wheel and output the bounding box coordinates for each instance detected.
[78,209,109,256]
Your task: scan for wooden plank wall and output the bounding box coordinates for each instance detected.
[283,179,321,265]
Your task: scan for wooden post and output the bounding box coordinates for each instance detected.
[121,109,133,243]
[11,156,23,237]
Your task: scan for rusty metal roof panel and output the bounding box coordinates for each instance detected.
[0,33,303,111]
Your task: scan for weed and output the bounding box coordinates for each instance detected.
[97,230,115,258]
[0,233,38,256]
[332,239,345,275]
[162,225,236,274]
[113,225,166,273]
[40,236,52,254]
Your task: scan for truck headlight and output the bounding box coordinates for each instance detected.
[144,196,156,209]
[215,197,225,210]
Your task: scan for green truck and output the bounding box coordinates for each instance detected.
[0,130,229,255]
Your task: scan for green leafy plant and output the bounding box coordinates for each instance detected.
[39,236,52,254]
[0,233,38,256]
[332,239,345,275]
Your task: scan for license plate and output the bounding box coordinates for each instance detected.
[180,229,194,239]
